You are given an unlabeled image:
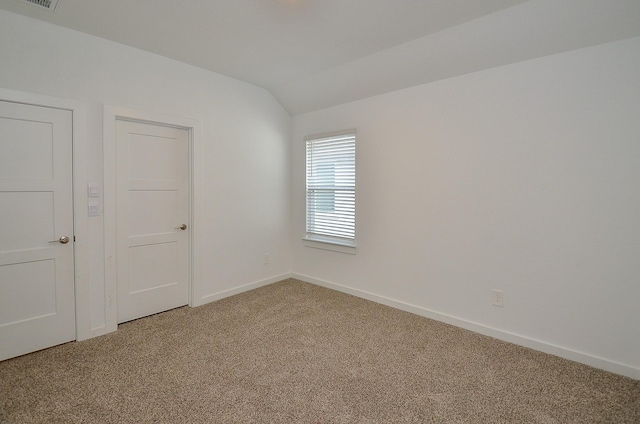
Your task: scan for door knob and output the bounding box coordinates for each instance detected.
[175,224,187,231]
[49,236,70,244]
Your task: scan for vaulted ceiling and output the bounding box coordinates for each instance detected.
[1,0,639,114]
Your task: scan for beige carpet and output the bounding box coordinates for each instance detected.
[1,279,638,423]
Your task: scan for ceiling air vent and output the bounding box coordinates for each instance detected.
[21,0,60,11]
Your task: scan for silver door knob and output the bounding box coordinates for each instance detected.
[49,236,70,244]
[175,224,187,231]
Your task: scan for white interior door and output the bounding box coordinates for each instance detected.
[116,119,189,323]
[0,100,75,361]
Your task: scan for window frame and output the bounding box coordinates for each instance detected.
[303,130,357,254]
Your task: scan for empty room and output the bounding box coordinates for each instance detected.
[1,0,639,422]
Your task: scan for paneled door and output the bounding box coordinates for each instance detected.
[116,120,189,323]
[0,100,75,361]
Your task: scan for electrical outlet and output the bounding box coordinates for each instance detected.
[263,254,270,265]
[492,289,504,307]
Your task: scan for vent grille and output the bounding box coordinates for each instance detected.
[21,0,60,10]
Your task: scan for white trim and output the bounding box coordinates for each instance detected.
[0,87,91,341]
[303,128,357,142]
[71,101,90,341]
[292,272,640,380]
[302,237,356,254]
[305,129,357,246]
[102,106,117,335]
[103,105,203,332]
[198,273,293,305]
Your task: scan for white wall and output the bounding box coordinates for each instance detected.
[0,9,292,333]
[292,37,640,378]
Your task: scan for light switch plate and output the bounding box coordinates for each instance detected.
[88,201,100,217]
[88,183,99,198]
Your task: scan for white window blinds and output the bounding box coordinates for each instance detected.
[306,132,356,244]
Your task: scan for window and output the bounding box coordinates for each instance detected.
[305,131,356,251]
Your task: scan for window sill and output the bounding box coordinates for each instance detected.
[302,237,356,255]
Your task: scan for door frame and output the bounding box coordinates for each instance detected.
[103,106,203,333]
[0,87,90,341]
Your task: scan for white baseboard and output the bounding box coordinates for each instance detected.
[292,273,640,381]
[196,273,293,306]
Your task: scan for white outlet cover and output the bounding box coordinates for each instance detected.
[492,290,504,307]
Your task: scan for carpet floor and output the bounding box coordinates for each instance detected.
[1,278,639,423]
